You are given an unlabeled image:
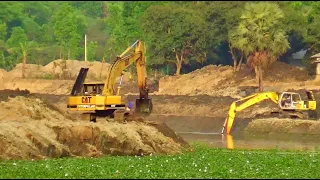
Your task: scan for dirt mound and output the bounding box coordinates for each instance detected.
[158,65,242,98]
[0,96,185,160]
[157,62,312,97]
[0,89,30,101]
[1,79,74,95]
[8,63,49,79]
[44,59,110,80]
[245,118,320,135]
[5,59,131,82]
[264,61,311,82]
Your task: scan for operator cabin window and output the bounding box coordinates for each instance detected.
[83,86,88,95]
[292,94,301,102]
[292,94,301,107]
[83,85,93,95]
[97,84,103,94]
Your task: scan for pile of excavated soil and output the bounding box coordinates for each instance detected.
[0,89,30,101]
[157,62,312,97]
[0,96,185,160]
[264,61,311,82]
[5,59,131,81]
[1,79,74,95]
[245,118,320,135]
[9,64,49,79]
[158,65,242,98]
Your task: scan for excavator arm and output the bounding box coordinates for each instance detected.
[102,40,152,114]
[221,91,279,135]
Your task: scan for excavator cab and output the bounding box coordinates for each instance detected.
[279,91,316,111]
[81,82,104,95]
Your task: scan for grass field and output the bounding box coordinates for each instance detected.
[1,143,320,179]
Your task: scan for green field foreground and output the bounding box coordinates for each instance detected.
[1,144,320,179]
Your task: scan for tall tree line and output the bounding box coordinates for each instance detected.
[1,1,320,82]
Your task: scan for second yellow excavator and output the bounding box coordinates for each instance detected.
[221,90,317,135]
[66,40,152,122]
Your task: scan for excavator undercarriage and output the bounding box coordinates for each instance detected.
[256,109,317,120]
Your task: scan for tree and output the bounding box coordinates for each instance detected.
[233,2,290,91]
[22,18,41,41]
[7,26,27,48]
[53,3,87,60]
[141,4,213,75]
[87,41,98,61]
[104,2,126,54]
[228,30,246,71]
[7,41,38,78]
[0,21,7,40]
[105,2,170,62]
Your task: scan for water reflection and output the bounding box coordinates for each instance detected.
[178,132,320,151]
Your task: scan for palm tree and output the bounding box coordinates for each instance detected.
[7,42,59,78]
[232,2,290,91]
[7,41,38,78]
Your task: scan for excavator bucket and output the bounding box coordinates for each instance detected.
[135,98,153,114]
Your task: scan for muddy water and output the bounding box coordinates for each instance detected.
[146,114,320,151]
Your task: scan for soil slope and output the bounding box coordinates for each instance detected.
[158,62,313,98]
[0,96,184,160]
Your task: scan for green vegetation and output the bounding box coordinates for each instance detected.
[230,2,290,91]
[1,144,320,179]
[1,1,320,85]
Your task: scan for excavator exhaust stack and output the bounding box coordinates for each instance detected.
[135,98,153,114]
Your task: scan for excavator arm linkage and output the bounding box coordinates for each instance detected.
[102,40,152,114]
[221,91,279,135]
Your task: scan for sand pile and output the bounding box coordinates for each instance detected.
[158,65,241,98]
[1,79,74,95]
[264,61,311,82]
[8,64,48,79]
[157,62,312,97]
[5,59,131,81]
[43,59,111,80]
[0,96,185,160]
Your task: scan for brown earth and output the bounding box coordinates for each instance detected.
[0,59,133,94]
[0,95,187,160]
[245,118,320,135]
[157,61,313,98]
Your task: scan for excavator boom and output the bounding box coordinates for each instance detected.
[221,91,279,135]
[101,40,151,114]
[103,40,148,98]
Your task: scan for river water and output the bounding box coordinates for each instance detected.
[146,114,320,151]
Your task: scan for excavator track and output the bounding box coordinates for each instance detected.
[256,110,317,120]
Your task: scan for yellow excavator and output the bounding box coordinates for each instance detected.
[221,90,317,135]
[66,40,152,122]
